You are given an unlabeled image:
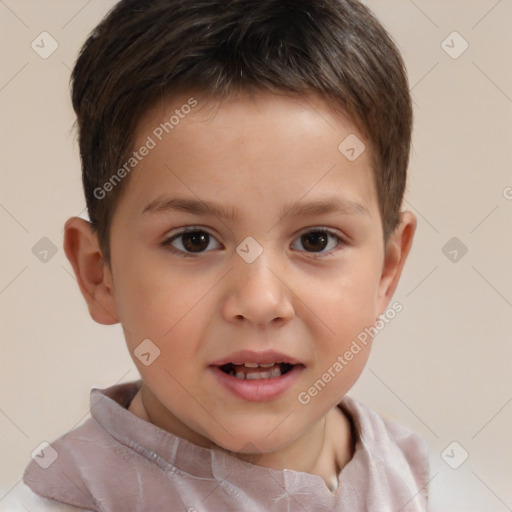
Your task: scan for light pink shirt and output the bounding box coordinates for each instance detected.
[21,380,429,511]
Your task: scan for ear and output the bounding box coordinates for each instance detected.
[376,210,417,316]
[63,217,120,325]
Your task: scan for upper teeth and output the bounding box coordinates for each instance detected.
[234,365,283,380]
[240,362,275,368]
[223,362,292,380]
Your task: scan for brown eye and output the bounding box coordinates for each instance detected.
[292,229,342,254]
[162,229,221,257]
[181,232,210,252]
[301,231,329,252]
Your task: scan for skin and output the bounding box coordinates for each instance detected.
[64,90,416,493]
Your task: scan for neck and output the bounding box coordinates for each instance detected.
[129,383,354,492]
[233,406,353,492]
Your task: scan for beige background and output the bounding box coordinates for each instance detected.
[1,1,511,510]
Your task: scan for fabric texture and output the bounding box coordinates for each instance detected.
[0,481,93,512]
[22,380,429,511]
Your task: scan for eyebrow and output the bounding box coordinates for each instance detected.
[141,195,369,222]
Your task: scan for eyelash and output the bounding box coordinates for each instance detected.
[160,226,347,258]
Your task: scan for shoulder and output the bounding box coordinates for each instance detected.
[341,395,429,462]
[20,381,143,511]
[22,417,108,510]
[1,481,94,512]
[339,396,430,504]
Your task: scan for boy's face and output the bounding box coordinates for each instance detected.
[68,91,415,455]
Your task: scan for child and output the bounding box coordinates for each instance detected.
[20,0,429,509]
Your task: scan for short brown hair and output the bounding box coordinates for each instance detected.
[71,0,412,266]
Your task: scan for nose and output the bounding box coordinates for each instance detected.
[221,249,295,328]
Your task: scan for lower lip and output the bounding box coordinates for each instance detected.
[209,365,304,402]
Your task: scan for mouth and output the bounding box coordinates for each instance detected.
[209,350,305,401]
[218,362,296,380]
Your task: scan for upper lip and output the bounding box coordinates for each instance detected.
[210,349,303,366]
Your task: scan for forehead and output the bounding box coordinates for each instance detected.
[136,89,364,148]
[115,90,379,226]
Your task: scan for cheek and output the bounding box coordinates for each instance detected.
[306,261,381,336]
[299,255,381,393]
[116,269,207,391]
[113,258,205,346]
[300,288,375,409]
